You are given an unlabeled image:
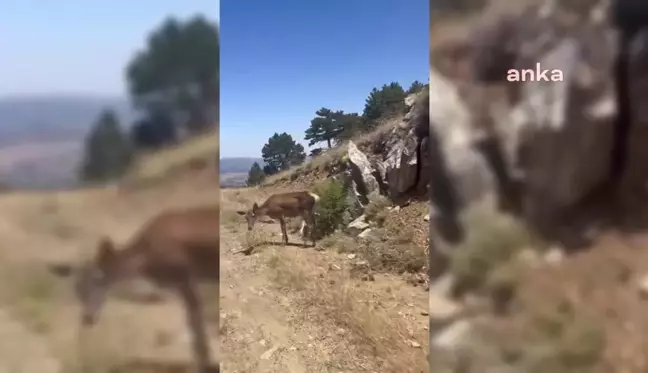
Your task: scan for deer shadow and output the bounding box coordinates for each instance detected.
[237,241,311,255]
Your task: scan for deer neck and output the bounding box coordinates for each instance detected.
[255,205,270,218]
[114,247,146,281]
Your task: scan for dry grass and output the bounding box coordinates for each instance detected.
[265,249,427,372]
[0,177,221,372]
[262,119,398,186]
[449,202,537,295]
[125,131,217,184]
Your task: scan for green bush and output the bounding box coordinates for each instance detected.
[450,207,533,294]
[313,179,348,239]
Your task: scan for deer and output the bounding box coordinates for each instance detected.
[72,205,219,373]
[237,191,320,247]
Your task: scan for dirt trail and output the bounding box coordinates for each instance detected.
[220,228,320,373]
[220,189,429,373]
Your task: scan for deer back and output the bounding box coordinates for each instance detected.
[260,192,316,218]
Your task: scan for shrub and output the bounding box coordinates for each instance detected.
[450,207,533,294]
[313,179,348,239]
[364,192,391,222]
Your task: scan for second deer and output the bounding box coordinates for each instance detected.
[71,205,220,373]
[237,191,319,247]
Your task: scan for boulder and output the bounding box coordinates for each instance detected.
[347,215,370,235]
[347,141,380,199]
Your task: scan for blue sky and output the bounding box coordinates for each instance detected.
[0,1,219,97]
[220,0,428,158]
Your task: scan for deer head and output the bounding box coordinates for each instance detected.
[74,237,120,327]
[237,203,260,231]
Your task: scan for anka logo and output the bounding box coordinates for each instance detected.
[507,63,564,82]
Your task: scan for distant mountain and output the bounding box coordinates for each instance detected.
[220,157,263,174]
[0,96,134,146]
[219,157,263,188]
[0,95,135,189]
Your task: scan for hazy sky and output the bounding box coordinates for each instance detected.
[220,0,428,158]
[0,1,219,97]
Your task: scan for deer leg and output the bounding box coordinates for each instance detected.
[279,218,289,245]
[298,220,306,237]
[178,277,211,373]
[303,210,316,247]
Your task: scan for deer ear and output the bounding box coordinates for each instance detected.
[236,211,246,216]
[97,237,116,264]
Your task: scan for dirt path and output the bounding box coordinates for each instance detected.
[220,190,429,373]
[220,228,325,372]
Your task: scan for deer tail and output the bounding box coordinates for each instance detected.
[308,192,321,202]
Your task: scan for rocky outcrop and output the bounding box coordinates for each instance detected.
[382,91,431,202]
[425,0,648,258]
[328,90,431,235]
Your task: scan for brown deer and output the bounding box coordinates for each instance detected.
[237,191,319,246]
[73,206,219,373]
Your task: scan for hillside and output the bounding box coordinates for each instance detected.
[220,91,430,372]
[0,96,134,189]
[0,129,220,371]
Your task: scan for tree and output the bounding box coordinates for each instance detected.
[362,82,408,125]
[247,162,265,186]
[130,108,178,149]
[310,148,324,157]
[335,112,366,143]
[126,15,219,135]
[304,108,345,148]
[261,132,306,174]
[80,109,133,182]
[407,80,427,94]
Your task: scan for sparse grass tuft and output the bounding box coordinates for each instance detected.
[244,229,275,250]
[124,131,216,185]
[319,231,357,252]
[520,307,605,373]
[364,192,391,224]
[450,205,534,294]
[266,250,427,372]
[356,227,427,274]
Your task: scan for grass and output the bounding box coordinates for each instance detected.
[449,203,536,295]
[125,131,217,185]
[262,119,399,186]
[265,249,427,372]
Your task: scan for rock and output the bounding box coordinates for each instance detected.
[405,93,418,107]
[261,345,280,360]
[432,319,473,350]
[409,340,422,348]
[383,132,419,200]
[333,171,365,219]
[347,215,370,235]
[357,228,374,239]
[424,214,430,222]
[544,246,564,265]
[425,4,643,252]
[429,288,462,330]
[347,141,380,199]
